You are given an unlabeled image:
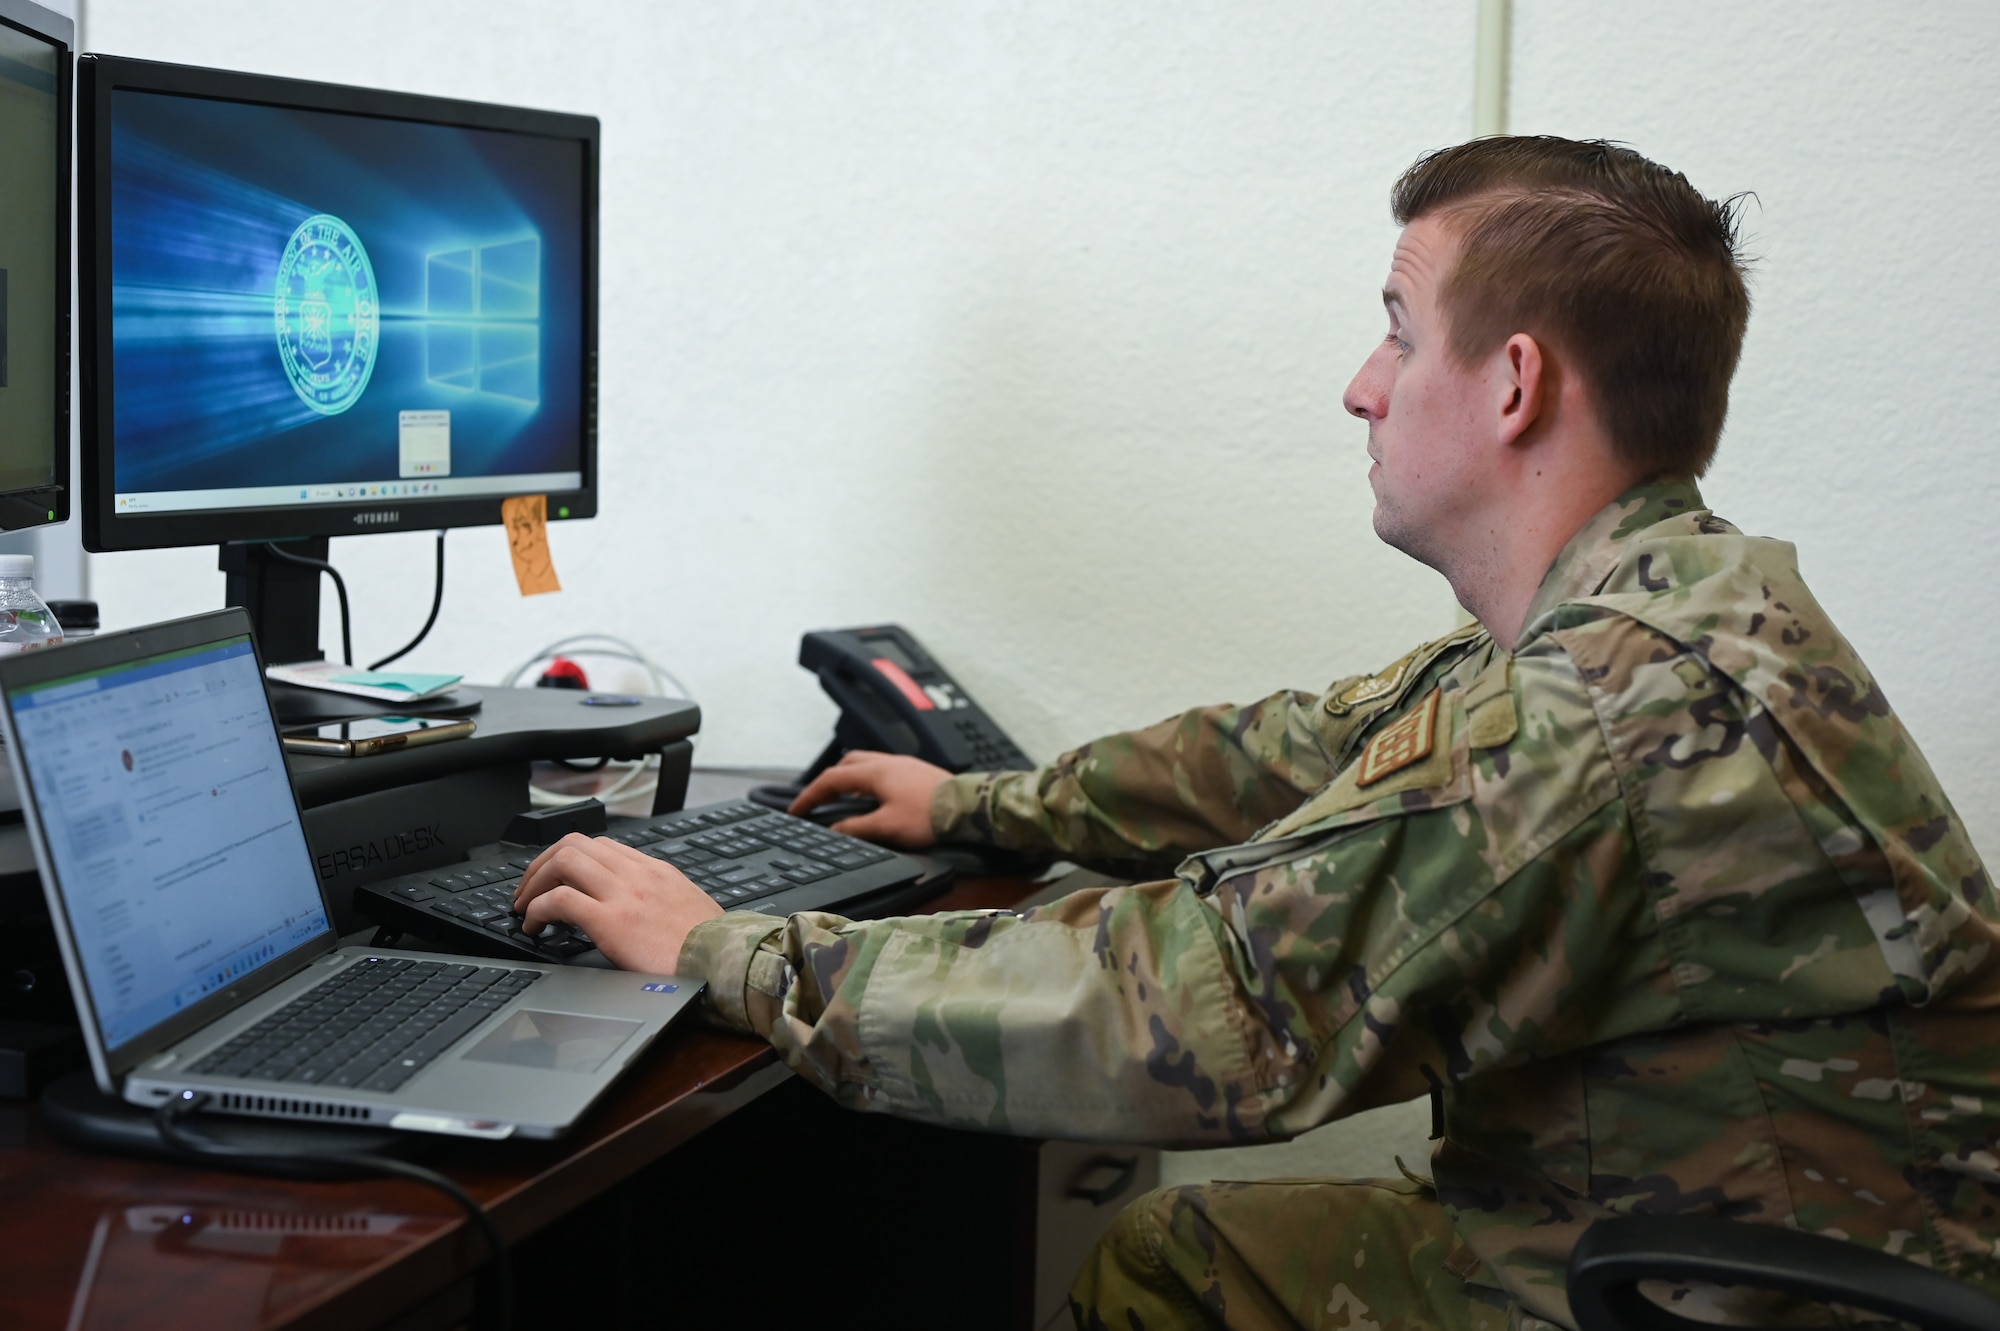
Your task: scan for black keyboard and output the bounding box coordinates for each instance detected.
[355,800,941,965]
[190,957,543,1093]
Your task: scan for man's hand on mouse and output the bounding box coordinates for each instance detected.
[513,834,723,974]
[788,750,950,847]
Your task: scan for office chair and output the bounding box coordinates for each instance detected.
[1568,1215,2000,1330]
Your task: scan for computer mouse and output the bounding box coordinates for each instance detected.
[797,795,880,827]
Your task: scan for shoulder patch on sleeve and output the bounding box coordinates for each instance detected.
[1321,622,1485,717]
[1357,687,1440,786]
[1463,657,1518,750]
[1254,690,1467,843]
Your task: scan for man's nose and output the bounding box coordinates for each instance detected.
[1343,353,1386,420]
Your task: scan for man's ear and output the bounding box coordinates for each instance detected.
[1497,332,1546,448]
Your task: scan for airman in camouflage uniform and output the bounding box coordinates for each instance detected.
[516,138,1995,1328]
[678,481,1994,1327]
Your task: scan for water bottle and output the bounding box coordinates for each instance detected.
[0,555,64,654]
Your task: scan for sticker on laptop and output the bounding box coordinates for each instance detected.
[641,982,679,993]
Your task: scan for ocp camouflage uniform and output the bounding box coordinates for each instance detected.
[678,479,1996,1329]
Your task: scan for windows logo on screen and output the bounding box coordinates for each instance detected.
[423,237,542,405]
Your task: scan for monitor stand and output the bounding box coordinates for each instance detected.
[220,538,483,727]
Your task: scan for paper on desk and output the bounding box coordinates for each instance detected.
[502,494,562,596]
[266,660,464,702]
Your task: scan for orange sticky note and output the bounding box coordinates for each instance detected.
[501,494,562,596]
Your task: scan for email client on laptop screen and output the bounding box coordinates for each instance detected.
[11,634,329,1051]
[0,610,697,1139]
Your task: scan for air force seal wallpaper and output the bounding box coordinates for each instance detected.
[105,90,585,496]
[274,214,379,416]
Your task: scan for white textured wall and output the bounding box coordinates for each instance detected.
[76,2,1996,857]
[81,0,1467,772]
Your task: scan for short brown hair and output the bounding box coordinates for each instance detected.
[1391,137,1750,479]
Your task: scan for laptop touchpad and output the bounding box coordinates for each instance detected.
[461,1010,642,1074]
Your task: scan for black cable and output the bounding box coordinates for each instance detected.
[265,543,353,668]
[155,1090,514,1331]
[369,531,447,671]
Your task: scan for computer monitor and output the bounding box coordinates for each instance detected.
[77,55,598,665]
[0,0,72,532]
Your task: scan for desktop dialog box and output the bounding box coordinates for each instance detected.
[398,409,450,478]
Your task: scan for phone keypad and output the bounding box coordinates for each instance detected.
[953,715,1029,770]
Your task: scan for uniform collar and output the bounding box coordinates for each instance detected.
[1516,476,1708,643]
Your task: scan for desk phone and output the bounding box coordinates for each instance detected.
[795,624,1032,779]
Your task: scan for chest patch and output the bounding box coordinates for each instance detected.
[1356,687,1440,787]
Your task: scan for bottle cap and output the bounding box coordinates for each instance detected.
[0,555,34,579]
[46,600,98,631]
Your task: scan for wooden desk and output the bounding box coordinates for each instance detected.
[0,875,1036,1331]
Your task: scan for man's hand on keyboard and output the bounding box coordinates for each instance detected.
[513,833,723,974]
[789,750,949,847]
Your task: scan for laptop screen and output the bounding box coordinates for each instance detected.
[10,634,329,1050]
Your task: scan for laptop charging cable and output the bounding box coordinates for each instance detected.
[153,1089,515,1331]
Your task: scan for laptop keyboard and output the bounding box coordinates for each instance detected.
[189,957,543,1094]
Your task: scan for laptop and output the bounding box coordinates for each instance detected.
[0,608,699,1139]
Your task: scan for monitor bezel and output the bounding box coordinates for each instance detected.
[0,0,73,533]
[77,54,600,553]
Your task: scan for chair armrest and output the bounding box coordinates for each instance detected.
[1568,1215,2000,1331]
